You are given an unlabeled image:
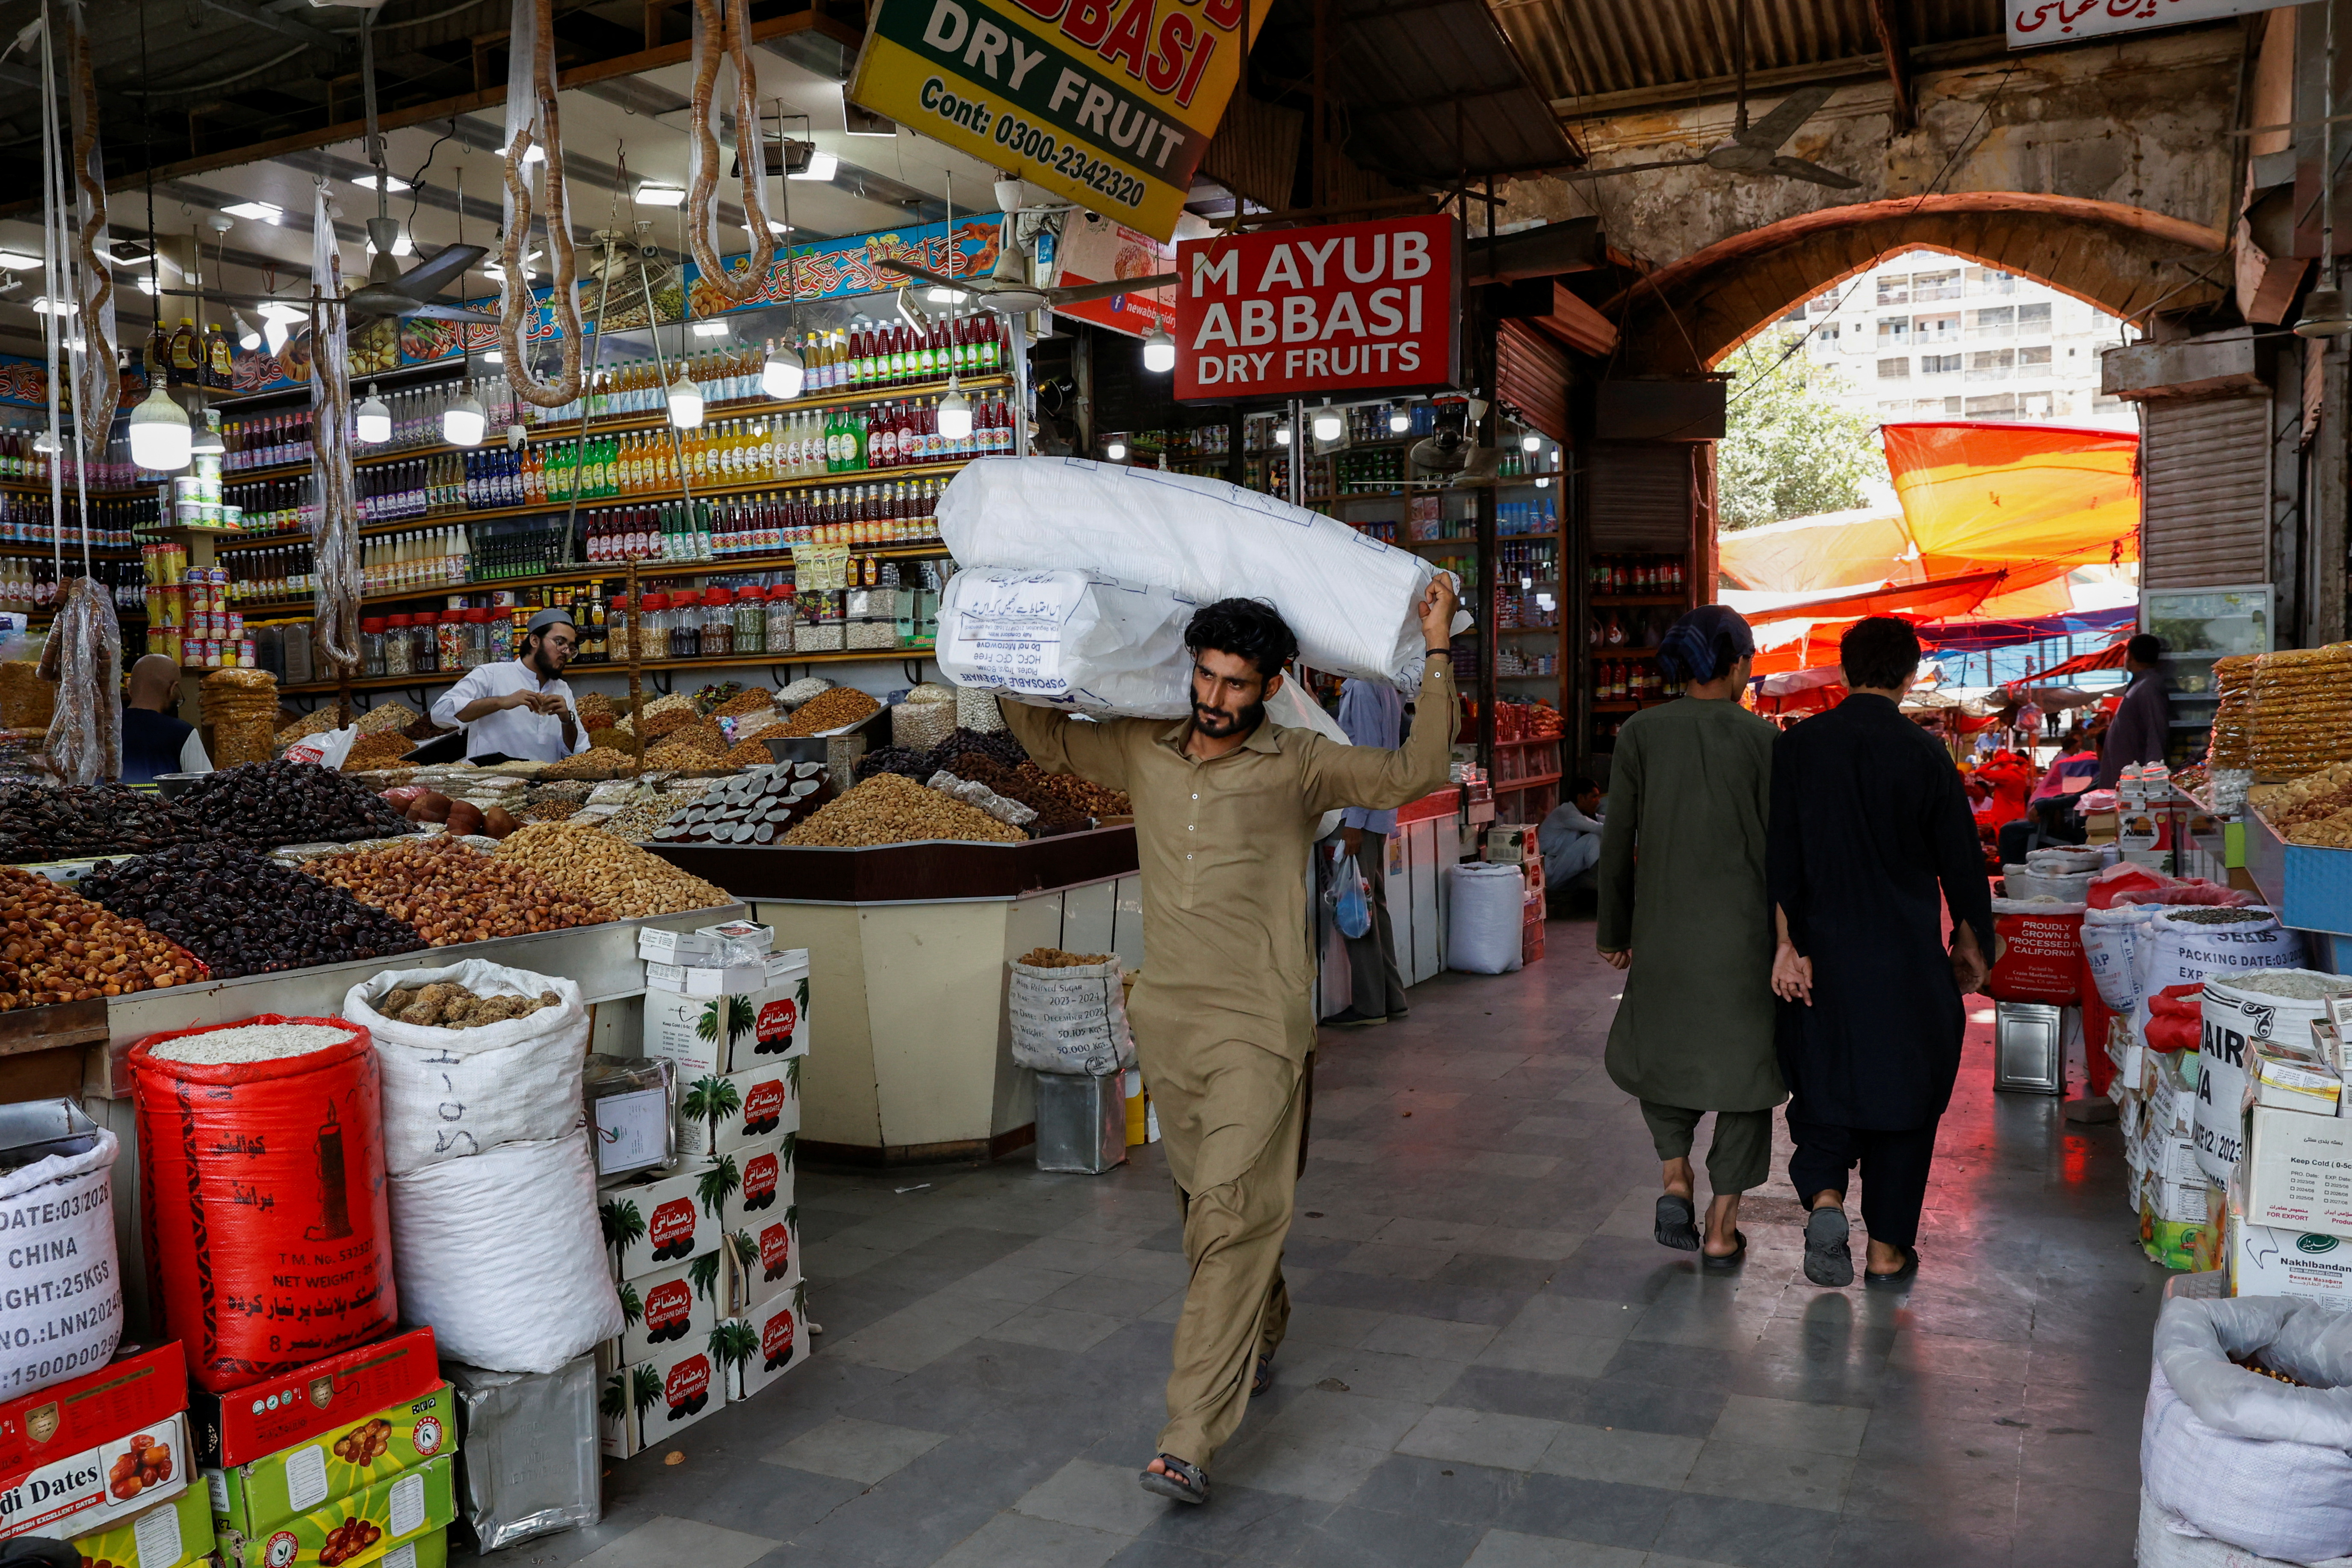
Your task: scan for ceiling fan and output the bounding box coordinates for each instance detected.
[160,21,501,336]
[1577,0,1860,190]
[880,243,1174,317]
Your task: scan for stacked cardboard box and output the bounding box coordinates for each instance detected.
[192,1329,455,1568]
[595,924,814,1458]
[3,1345,198,1565]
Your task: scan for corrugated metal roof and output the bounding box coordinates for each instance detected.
[1252,0,1585,181]
[1499,0,2001,109]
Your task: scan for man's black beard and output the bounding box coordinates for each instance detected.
[526,644,565,680]
[1192,698,1264,739]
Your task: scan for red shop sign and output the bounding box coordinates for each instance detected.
[1173,215,1463,402]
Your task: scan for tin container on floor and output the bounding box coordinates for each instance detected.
[1995,999,2065,1095]
[1034,1071,1127,1175]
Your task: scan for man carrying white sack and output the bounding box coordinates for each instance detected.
[999,581,1460,1508]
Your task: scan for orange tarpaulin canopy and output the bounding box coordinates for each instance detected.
[1880,421,2139,576]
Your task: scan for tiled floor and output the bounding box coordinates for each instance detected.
[522,916,2163,1568]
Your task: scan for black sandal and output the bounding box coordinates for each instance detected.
[1251,1352,1274,1397]
[1864,1245,1921,1287]
[1803,1207,1853,1287]
[1701,1230,1747,1270]
[1139,1453,1209,1505]
[1654,1193,1699,1252]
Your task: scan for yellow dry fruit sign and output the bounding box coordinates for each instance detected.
[848,0,1265,241]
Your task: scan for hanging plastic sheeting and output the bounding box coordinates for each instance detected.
[1717,507,1915,594]
[1881,421,2141,577]
[685,0,775,307]
[309,177,362,676]
[60,0,118,467]
[498,0,582,409]
[37,577,120,782]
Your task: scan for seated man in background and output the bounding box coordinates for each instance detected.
[1539,776,1605,895]
[120,653,210,783]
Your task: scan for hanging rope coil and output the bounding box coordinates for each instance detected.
[685,0,775,307]
[496,0,582,408]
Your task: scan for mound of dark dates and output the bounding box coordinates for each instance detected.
[0,782,202,863]
[174,759,417,845]
[81,843,425,978]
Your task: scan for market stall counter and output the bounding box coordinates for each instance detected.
[652,827,1142,1166]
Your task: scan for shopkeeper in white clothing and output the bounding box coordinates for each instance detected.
[429,608,590,762]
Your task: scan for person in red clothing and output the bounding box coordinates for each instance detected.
[1973,750,2033,830]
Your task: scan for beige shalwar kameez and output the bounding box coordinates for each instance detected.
[1001,651,1453,1469]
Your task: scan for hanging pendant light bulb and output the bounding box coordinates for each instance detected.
[189,407,225,458]
[1142,328,1175,373]
[1389,405,1411,434]
[667,366,705,429]
[937,378,973,441]
[2296,286,2352,339]
[761,339,805,399]
[1311,401,1342,443]
[354,384,391,445]
[443,389,487,446]
[1520,431,1542,453]
[1274,424,1291,446]
[128,382,192,472]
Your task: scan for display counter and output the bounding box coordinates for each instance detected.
[651,828,1141,1166]
[6,905,742,1339]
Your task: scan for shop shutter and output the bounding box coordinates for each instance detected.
[1496,321,1568,444]
[2141,395,2272,588]
[1588,443,1693,551]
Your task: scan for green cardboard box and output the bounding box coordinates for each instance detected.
[369,1526,447,1568]
[204,1386,455,1541]
[71,1482,216,1568]
[216,1454,455,1568]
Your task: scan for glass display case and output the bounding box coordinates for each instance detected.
[2141,584,2272,762]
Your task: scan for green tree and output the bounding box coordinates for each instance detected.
[709,1319,759,1378]
[696,1156,741,1218]
[682,1075,742,1156]
[616,1281,644,1330]
[688,1250,723,1303]
[1715,330,1883,530]
[600,1198,646,1256]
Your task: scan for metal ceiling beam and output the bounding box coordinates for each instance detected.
[191,0,345,54]
[0,9,861,215]
[1549,33,2010,120]
[1866,0,1915,133]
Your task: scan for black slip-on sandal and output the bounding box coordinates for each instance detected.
[1655,1193,1700,1252]
[1701,1230,1748,1270]
[1803,1207,1854,1287]
[1251,1353,1274,1397]
[1864,1245,1921,1288]
[1140,1454,1209,1505]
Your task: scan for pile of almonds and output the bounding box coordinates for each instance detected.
[775,686,881,737]
[781,771,1027,847]
[0,865,204,1009]
[543,746,641,780]
[308,836,609,945]
[494,821,732,917]
[341,731,415,771]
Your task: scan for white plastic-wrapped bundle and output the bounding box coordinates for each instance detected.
[936,567,1197,719]
[1448,863,1526,974]
[937,457,1466,693]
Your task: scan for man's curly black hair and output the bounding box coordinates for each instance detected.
[1184,598,1299,682]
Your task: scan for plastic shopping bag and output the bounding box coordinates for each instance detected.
[1330,846,1372,940]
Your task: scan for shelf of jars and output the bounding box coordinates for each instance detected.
[222,542,954,615]
[213,372,1018,486]
[194,455,980,554]
[280,645,941,700]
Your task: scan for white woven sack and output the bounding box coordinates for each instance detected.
[0,1127,121,1395]
[2026,847,2105,874]
[1448,862,1525,974]
[2138,1487,2352,1568]
[937,457,1468,693]
[2001,865,2095,901]
[1009,958,1136,1077]
[2194,971,2352,1184]
[2083,904,2157,1012]
[346,960,589,1173]
[938,567,1197,720]
[2139,907,2304,998]
[2144,1297,2352,1563]
[388,1136,623,1373]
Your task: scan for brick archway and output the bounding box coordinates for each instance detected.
[1603,192,2225,375]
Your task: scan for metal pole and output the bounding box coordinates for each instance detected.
[626,553,643,764]
[1288,398,1303,505]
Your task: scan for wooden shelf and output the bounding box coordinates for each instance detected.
[1495,772,1563,793]
[222,543,953,614]
[206,458,976,550]
[1495,737,1563,749]
[217,376,1013,484]
[277,645,939,698]
[1592,594,1686,606]
[1497,625,1563,636]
